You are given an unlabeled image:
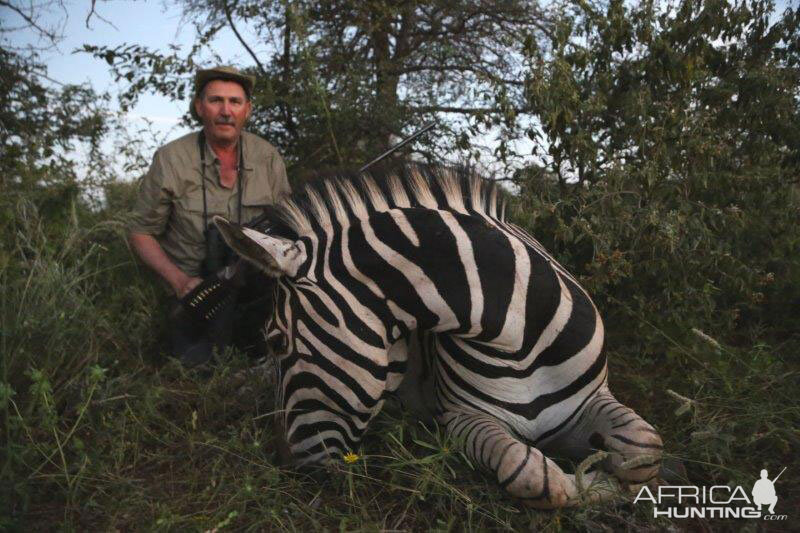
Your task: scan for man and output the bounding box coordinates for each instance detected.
[129,66,290,366]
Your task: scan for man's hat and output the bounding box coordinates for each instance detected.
[190,66,256,121]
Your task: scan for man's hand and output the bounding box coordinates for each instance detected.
[177,276,203,299]
[129,232,203,299]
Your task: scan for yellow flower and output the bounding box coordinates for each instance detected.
[343,452,359,464]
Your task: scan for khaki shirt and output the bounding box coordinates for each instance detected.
[130,130,290,276]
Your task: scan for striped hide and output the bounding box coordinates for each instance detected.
[214,164,662,508]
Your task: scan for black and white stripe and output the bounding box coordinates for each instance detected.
[218,164,662,507]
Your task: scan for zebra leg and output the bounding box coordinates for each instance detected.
[439,411,617,508]
[557,387,663,485]
[392,331,437,423]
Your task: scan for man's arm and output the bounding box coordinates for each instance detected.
[129,232,202,298]
[129,149,202,298]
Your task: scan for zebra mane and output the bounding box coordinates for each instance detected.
[261,163,508,239]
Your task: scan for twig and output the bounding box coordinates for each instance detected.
[84,0,118,30]
[92,393,136,405]
[0,0,60,42]
[222,0,267,77]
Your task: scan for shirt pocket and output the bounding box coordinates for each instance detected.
[173,196,209,244]
[241,171,274,224]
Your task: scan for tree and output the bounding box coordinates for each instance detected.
[83,0,555,175]
[514,0,800,349]
[522,0,800,187]
[0,0,114,217]
[0,49,108,192]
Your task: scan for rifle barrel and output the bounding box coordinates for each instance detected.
[246,122,435,229]
[359,122,435,172]
[771,466,787,483]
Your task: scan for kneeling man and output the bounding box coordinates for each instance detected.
[129,66,290,366]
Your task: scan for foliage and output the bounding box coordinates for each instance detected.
[82,0,556,176]
[515,0,800,350]
[2,0,799,529]
[0,31,162,526]
[524,0,800,185]
[510,0,800,516]
[0,48,111,210]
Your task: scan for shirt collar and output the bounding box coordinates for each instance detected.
[200,131,254,171]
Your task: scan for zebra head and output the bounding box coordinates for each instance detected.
[213,198,409,466]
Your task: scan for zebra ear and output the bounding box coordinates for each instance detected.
[212,216,306,278]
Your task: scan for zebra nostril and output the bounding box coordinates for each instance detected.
[589,432,605,451]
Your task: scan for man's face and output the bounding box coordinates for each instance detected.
[194,80,251,146]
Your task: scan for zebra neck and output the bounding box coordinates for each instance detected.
[342,208,523,343]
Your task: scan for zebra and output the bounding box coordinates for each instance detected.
[213,164,663,508]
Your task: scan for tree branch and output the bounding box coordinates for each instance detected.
[280,6,297,139]
[0,0,60,43]
[410,105,525,114]
[222,0,267,76]
[85,0,118,31]
[388,64,524,86]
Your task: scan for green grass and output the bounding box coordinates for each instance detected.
[2,198,798,531]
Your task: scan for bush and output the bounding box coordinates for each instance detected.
[516,0,800,353]
[2,0,798,528]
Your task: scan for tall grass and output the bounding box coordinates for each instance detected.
[2,187,798,530]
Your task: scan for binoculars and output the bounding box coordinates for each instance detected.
[201,224,236,277]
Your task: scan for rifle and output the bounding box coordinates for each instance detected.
[358,122,434,172]
[179,123,435,326]
[244,122,434,231]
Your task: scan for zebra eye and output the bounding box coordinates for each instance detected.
[266,328,288,355]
